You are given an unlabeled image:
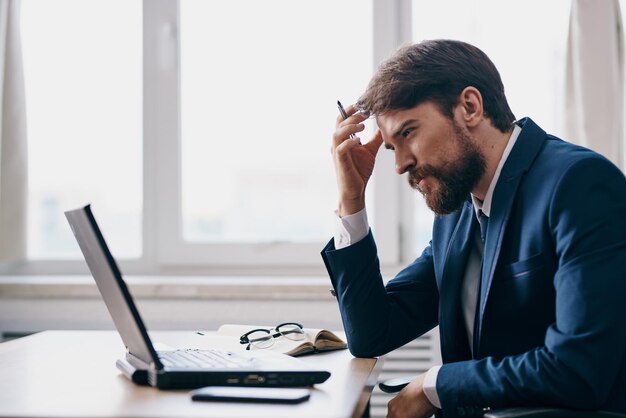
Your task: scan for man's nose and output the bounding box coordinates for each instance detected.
[395,149,415,175]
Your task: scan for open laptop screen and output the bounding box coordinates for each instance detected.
[65,204,162,369]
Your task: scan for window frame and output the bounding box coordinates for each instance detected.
[149,0,413,270]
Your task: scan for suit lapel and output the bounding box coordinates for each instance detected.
[439,200,476,362]
[475,118,547,349]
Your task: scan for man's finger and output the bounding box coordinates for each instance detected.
[336,105,369,128]
[363,129,383,156]
[332,123,366,148]
[335,104,358,125]
[334,136,361,159]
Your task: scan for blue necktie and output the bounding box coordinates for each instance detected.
[478,210,488,243]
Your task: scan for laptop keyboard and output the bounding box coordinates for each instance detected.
[158,349,248,369]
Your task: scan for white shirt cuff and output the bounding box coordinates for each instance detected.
[423,365,442,409]
[333,208,369,249]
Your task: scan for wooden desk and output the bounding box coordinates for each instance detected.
[0,330,382,418]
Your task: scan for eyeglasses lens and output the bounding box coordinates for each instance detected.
[278,324,305,341]
[247,330,274,349]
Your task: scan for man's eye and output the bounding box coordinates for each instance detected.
[402,128,414,138]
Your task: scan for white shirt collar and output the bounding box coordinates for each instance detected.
[471,124,522,218]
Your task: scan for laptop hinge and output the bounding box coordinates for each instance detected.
[126,352,156,371]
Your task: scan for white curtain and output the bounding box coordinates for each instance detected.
[0,0,27,261]
[565,0,625,170]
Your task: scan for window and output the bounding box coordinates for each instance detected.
[21,0,142,260]
[179,1,372,245]
[16,0,402,274]
[154,0,381,268]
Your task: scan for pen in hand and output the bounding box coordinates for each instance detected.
[337,100,356,139]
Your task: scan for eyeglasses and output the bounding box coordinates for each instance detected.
[239,322,305,350]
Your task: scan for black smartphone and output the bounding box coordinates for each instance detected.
[190,387,311,404]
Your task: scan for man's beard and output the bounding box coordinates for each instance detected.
[408,122,486,215]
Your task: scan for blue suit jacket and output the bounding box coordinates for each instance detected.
[321,118,626,417]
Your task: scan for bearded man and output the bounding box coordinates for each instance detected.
[322,40,626,418]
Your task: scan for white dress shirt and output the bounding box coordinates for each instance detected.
[333,124,521,408]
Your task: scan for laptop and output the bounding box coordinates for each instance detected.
[64,204,331,389]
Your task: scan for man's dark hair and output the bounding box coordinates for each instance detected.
[356,39,516,133]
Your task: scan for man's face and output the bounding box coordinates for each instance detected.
[377,102,486,215]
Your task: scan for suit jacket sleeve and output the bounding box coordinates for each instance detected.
[321,230,439,357]
[437,156,626,412]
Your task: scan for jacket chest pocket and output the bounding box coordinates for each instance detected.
[489,253,554,315]
[486,253,556,339]
[498,253,546,282]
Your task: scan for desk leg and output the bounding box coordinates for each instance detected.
[361,400,370,418]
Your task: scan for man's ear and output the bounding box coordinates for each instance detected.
[457,86,484,128]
